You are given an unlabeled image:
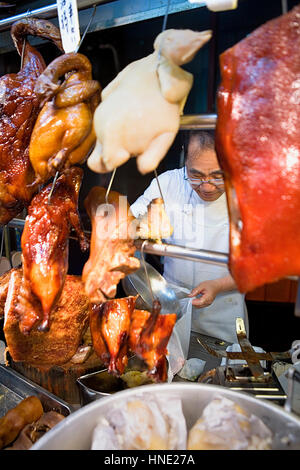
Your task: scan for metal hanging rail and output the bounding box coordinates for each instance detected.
[134,239,228,266]
[180,113,217,130]
[0,0,115,32]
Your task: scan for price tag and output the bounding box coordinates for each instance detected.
[56,0,81,53]
[188,0,238,11]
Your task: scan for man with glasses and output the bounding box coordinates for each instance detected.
[131,130,248,344]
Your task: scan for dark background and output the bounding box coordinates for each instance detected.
[1,0,300,351]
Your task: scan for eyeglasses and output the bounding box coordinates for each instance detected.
[184,167,224,188]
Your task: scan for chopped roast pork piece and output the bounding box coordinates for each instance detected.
[4,272,90,365]
[215,5,300,293]
[87,29,212,175]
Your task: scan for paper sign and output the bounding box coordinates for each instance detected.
[188,0,238,11]
[56,0,81,53]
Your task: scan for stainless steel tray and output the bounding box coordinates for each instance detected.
[0,364,74,417]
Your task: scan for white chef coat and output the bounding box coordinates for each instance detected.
[130,167,248,343]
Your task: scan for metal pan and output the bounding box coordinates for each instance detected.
[0,364,74,417]
[31,382,300,450]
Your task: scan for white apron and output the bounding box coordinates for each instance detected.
[131,168,248,344]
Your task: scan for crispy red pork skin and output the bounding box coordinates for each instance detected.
[90,296,137,375]
[0,18,63,225]
[215,5,300,293]
[17,167,88,333]
[82,187,140,303]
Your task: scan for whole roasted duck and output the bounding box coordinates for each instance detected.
[82,187,140,303]
[0,18,63,225]
[129,301,176,382]
[90,296,176,382]
[16,167,88,333]
[215,5,300,293]
[29,52,101,184]
[89,296,137,375]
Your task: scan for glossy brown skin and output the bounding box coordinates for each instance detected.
[18,167,88,333]
[215,5,300,293]
[0,18,63,224]
[129,302,176,382]
[82,187,140,303]
[90,296,137,375]
[0,396,43,449]
[29,53,101,183]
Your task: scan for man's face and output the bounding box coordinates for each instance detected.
[186,143,225,202]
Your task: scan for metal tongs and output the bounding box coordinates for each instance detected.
[197,317,291,380]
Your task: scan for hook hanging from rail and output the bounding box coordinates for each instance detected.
[105,168,116,204]
[47,4,97,205]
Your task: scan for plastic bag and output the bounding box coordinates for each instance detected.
[165,282,193,382]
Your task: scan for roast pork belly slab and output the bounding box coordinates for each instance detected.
[215,5,300,293]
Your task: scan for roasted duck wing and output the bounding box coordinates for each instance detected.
[215,5,300,293]
[4,271,91,365]
[29,53,101,184]
[89,296,137,375]
[0,18,63,225]
[17,167,88,333]
[82,187,140,303]
[129,301,176,382]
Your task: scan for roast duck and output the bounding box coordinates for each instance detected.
[82,186,140,303]
[0,18,63,225]
[215,5,300,293]
[29,52,101,184]
[83,187,176,381]
[90,297,176,382]
[87,28,212,175]
[16,167,89,334]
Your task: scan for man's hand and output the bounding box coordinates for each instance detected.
[188,275,238,308]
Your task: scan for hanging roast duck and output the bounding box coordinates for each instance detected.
[0,18,63,225]
[29,52,101,184]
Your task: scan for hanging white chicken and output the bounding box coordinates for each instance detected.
[87,28,212,175]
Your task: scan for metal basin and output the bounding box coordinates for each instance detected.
[31,382,300,450]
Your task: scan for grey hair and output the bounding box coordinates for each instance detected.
[183,130,215,161]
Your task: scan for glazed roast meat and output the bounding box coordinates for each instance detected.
[30,52,101,184]
[215,5,300,293]
[17,167,88,334]
[4,270,90,365]
[82,187,140,303]
[0,18,63,225]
